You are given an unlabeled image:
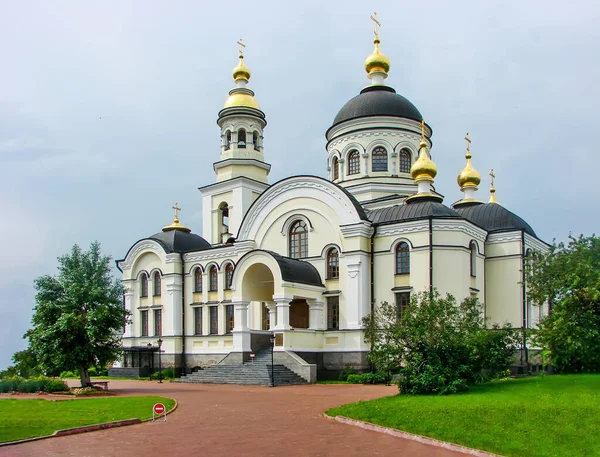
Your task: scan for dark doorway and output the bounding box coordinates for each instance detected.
[289,299,309,329]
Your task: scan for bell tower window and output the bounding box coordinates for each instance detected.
[399,149,411,173]
[372,147,388,172]
[238,129,246,148]
[332,157,339,181]
[225,130,231,150]
[219,202,230,236]
[470,241,478,277]
[347,150,360,175]
[253,131,259,150]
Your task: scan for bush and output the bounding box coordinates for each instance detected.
[347,373,386,384]
[150,368,175,380]
[363,290,519,395]
[0,376,69,393]
[338,365,357,381]
[60,370,78,378]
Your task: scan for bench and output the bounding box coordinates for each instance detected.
[87,381,109,391]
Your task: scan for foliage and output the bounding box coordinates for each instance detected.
[363,290,519,395]
[0,396,175,443]
[525,234,600,373]
[346,373,386,384]
[327,374,600,457]
[25,242,128,388]
[150,368,175,380]
[0,376,69,393]
[0,348,42,379]
[338,365,357,381]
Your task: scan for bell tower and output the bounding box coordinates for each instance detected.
[199,40,271,244]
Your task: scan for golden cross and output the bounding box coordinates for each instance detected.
[421,119,425,141]
[465,132,471,153]
[489,169,495,187]
[237,38,246,57]
[370,12,381,38]
[172,202,181,219]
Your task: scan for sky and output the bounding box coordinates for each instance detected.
[1,0,598,369]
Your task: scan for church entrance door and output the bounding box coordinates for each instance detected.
[289,299,309,329]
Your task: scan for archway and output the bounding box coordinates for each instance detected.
[241,263,274,302]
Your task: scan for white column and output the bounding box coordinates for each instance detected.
[267,302,277,330]
[362,151,369,177]
[308,300,325,330]
[165,275,183,336]
[345,253,370,329]
[338,158,346,181]
[232,300,251,351]
[273,296,292,330]
[390,151,398,177]
[124,290,134,337]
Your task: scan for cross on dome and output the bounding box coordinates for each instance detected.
[237,38,245,57]
[370,12,381,38]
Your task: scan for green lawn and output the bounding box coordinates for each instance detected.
[327,375,600,457]
[0,396,175,443]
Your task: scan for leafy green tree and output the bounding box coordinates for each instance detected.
[363,290,518,395]
[526,234,600,373]
[26,242,127,387]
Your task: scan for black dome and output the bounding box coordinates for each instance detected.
[367,200,461,225]
[331,85,422,127]
[454,203,537,237]
[149,229,212,254]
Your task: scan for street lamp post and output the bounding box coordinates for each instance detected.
[157,338,163,384]
[269,334,275,387]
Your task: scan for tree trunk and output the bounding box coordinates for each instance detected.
[78,363,91,387]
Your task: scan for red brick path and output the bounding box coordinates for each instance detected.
[2,380,466,457]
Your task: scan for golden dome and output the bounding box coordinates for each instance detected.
[232,55,251,82]
[411,140,438,182]
[457,151,481,189]
[163,204,191,233]
[364,38,390,78]
[223,90,260,109]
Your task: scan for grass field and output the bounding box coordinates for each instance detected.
[0,396,175,443]
[327,375,600,457]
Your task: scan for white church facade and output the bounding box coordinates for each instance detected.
[115,28,548,381]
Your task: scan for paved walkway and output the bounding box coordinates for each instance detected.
[3,380,466,457]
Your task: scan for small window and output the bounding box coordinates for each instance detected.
[395,293,410,319]
[371,147,388,172]
[261,302,270,331]
[347,150,360,175]
[140,273,148,298]
[253,131,259,150]
[194,307,203,335]
[395,242,410,275]
[399,149,412,173]
[154,309,162,336]
[327,296,339,330]
[470,242,478,277]
[225,304,234,334]
[225,263,234,290]
[209,266,218,291]
[327,248,339,279]
[220,203,229,235]
[289,220,308,259]
[209,306,218,334]
[332,157,339,181]
[225,130,231,150]
[153,272,161,297]
[141,310,148,336]
[238,129,246,148]
[194,268,202,293]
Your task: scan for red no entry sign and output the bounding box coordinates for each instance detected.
[153,403,165,415]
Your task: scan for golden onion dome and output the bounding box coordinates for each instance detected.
[364,38,390,78]
[457,151,481,188]
[411,140,438,182]
[232,55,251,82]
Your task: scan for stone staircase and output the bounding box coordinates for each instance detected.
[176,348,308,386]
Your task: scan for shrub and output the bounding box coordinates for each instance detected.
[338,365,357,381]
[60,370,78,378]
[347,373,386,384]
[150,368,175,380]
[0,376,69,393]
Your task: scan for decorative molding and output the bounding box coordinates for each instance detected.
[183,241,256,263]
[524,233,551,252]
[487,232,523,244]
[119,241,165,272]
[432,221,488,241]
[376,221,429,237]
[340,222,374,238]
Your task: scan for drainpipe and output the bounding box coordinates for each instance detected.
[180,252,186,375]
[429,217,433,297]
[520,231,528,372]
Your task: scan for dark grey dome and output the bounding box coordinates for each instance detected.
[331,85,422,127]
[368,200,461,225]
[454,202,537,237]
[149,229,212,254]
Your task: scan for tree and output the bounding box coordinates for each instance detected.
[526,234,600,373]
[363,290,518,395]
[26,242,127,387]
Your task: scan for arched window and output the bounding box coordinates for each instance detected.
[238,129,246,148]
[347,150,360,175]
[140,273,148,297]
[371,147,388,172]
[153,271,161,296]
[194,268,202,293]
[332,157,339,180]
[225,263,234,290]
[470,242,478,277]
[253,131,259,150]
[225,130,231,150]
[395,242,410,275]
[289,220,308,259]
[327,248,339,279]
[209,265,218,291]
[399,149,412,173]
[219,202,229,235]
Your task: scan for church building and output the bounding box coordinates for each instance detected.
[114,22,548,382]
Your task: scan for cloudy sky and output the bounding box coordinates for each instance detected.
[1,0,598,369]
